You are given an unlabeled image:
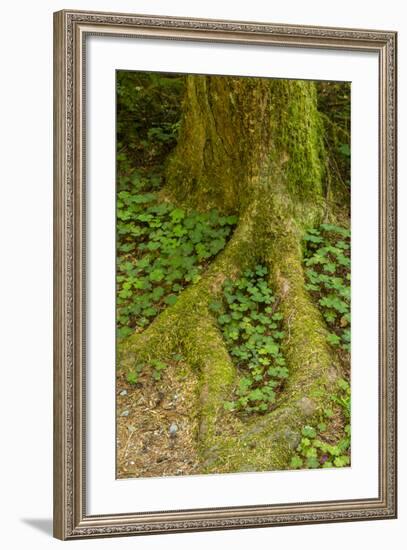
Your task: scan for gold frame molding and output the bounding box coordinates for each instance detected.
[53,9,397,540]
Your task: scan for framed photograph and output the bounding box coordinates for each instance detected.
[53,9,397,540]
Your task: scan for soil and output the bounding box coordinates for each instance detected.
[116,360,201,479]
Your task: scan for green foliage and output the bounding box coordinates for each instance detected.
[116,170,237,337]
[151,360,168,381]
[211,267,287,414]
[316,81,351,190]
[290,378,351,470]
[117,71,184,173]
[292,222,351,472]
[331,377,351,421]
[126,352,185,385]
[126,362,144,385]
[303,224,351,354]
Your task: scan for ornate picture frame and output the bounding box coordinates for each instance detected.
[53,9,397,540]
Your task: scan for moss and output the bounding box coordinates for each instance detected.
[165,76,326,220]
[199,402,317,474]
[267,226,339,381]
[183,313,236,446]
[268,80,326,202]
[165,75,243,213]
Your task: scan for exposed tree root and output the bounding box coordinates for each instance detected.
[118,213,256,451]
[118,210,341,473]
[196,228,342,473]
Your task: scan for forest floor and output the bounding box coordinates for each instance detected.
[116,359,201,478]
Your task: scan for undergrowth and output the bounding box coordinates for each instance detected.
[303,224,351,356]
[117,170,237,338]
[290,378,351,469]
[209,266,287,414]
[126,352,185,386]
[291,224,351,469]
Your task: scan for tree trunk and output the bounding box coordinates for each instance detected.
[119,75,347,472]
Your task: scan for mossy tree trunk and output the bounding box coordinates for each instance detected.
[120,75,347,472]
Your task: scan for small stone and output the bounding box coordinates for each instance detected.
[327,366,339,383]
[284,430,301,450]
[120,410,130,417]
[129,461,135,465]
[119,389,128,396]
[169,423,178,436]
[238,464,258,473]
[297,397,316,417]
